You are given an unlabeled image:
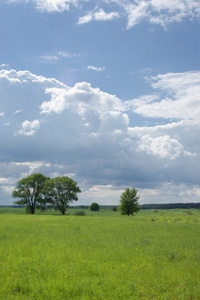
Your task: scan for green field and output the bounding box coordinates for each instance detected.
[0,208,200,299]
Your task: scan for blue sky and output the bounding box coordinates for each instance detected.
[0,0,200,205]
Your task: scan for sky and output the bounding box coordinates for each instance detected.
[0,0,200,206]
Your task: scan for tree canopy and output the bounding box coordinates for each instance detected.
[90,202,100,211]
[12,173,49,214]
[43,176,81,215]
[119,188,140,216]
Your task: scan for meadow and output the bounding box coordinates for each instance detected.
[0,207,200,299]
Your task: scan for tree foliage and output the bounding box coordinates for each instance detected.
[43,176,81,215]
[120,188,140,216]
[90,202,100,211]
[12,173,49,214]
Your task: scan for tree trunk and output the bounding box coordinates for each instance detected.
[61,206,66,215]
[31,205,35,214]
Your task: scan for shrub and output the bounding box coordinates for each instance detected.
[90,202,100,211]
[113,206,118,211]
[25,205,31,214]
[184,210,193,215]
[74,210,86,216]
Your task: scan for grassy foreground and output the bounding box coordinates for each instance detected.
[0,208,200,299]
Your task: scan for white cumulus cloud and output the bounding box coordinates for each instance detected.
[132,71,200,120]
[40,81,122,115]
[138,135,195,160]
[0,68,200,205]
[17,119,40,136]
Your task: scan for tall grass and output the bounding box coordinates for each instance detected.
[0,209,200,299]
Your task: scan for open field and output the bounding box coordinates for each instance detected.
[0,208,200,299]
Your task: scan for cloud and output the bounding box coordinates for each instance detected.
[149,0,200,27]
[0,69,66,87]
[16,119,40,136]
[77,13,93,25]
[127,71,200,163]
[131,71,200,120]
[138,135,195,160]
[14,109,23,114]
[113,0,200,29]
[39,51,80,63]
[0,68,200,205]
[125,1,149,29]
[40,81,122,115]
[7,0,78,13]
[87,65,105,72]
[40,55,59,62]
[78,8,120,24]
[79,185,125,205]
[7,0,200,28]
[94,9,120,21]
[35,0,71,12]
[58,51,80,58]
[139,182,200,204]
[0,63,9,68]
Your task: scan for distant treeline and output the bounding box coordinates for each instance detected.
[1,203,200,210]
[64,203,200,210]
[76,203,200,210]
[140,203,200,210]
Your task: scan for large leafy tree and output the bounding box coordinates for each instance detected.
[120,188,140,216]
[43,176,81,215]
[12,173,49,214]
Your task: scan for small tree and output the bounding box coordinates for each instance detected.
[119,188,140,216]
[12,173,49,214]
[43,176,81,215]
[113,206,118,211]
[90,202,100,211]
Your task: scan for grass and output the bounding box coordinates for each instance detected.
[0,208,200,299]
